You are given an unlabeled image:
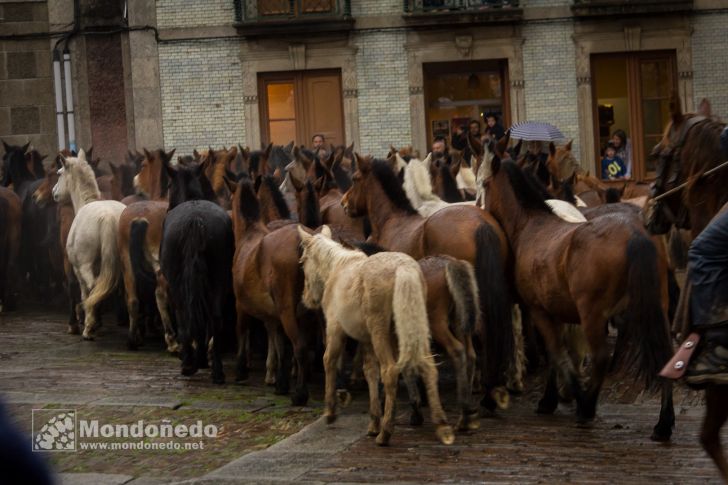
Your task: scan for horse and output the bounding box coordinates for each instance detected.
[227,176,319,404]
[297,225,455,446]
[118,148,177,351]
[33,157,81,333]
[355,241,480,431]
[159,158,233,383]
[0,186,22,312]
[52,149,126,340]
[341,155,514,408]
[482,142,675,441]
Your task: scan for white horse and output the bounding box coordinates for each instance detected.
[297,225,454,446]
[53,149,126,340]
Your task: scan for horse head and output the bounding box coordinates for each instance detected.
[1,140,32,188]
[165,155,211,211]
[52,149,100,205]
[135,148,175,199]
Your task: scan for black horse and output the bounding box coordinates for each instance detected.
[159,158,234,384]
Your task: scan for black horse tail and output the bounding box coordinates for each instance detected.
[445,258,480,336]
[620,233,673,390]
[129,219,156,301]
[176,216,209,351]
[474,223,513,387]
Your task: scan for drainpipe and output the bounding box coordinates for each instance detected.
[52,50,66,150]
[62,47,77,153]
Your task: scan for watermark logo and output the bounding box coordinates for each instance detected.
[31,409,217,452]
[32,409,77,452]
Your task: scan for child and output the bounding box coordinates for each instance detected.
[601,142,627,180]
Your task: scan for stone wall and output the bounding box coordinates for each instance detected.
[691,12,728,120]
[158,39,245,154]
[0,2,56,157]
[522,20,580,155]
[156,0,235,29]
[354,30,412,157]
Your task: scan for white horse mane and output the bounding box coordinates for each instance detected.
[55,150,101,212]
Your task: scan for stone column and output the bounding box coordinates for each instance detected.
[127,0,164,149]
[407,51,426,155]
[342,54,360,150]
[575,43,596,174]
[677,37,695,113]
[508,39,526,125]
[242,66,261,149]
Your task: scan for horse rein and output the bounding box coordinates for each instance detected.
[652,159,728,202]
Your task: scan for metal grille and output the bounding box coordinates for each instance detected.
[409,0,517,12]
[236,0,341,20]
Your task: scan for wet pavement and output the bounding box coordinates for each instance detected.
[0,308,724,484]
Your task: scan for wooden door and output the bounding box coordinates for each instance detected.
[259,70,344,147]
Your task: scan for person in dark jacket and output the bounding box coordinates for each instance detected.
[451,119,481,165]
[484,113,505,141]
[685,208,728,386]
[0,400,54,485]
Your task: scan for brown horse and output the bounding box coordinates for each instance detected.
[0,186,22,312]
[483,145,675,441]
[118,148,176,351]
[341,155,514,407]
[229,176,318,405]
[429,150,465,203]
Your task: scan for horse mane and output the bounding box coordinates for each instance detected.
[371,160,418,215]
[261,175,290,219]
[332,162,352,192]
[684,119,727,194]
[304,232,367,269]
[66,156,102,201]
[159,153,169,198]
[605,187,622,203]
[438,163,463,203]
[558,178,577,205]
[404,158,440,203]
[501,161,552,214]
[300,180,321,229]
[236,178,261,225]
[353,241,386,256]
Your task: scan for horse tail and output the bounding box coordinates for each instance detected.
[392,263,432,373]
[620,232,673,390]
[474,223,513,386]
[175,216,209,346]
[444,259,480,336]
[83,214,121,311]
[129,219,156,299]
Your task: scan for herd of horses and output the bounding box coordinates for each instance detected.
[1,97,727,477]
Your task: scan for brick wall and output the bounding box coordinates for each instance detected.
[0,2,56,157]
[156,0,235,29]
[522,20,580,156]
[354,30,412,157]
[158,39,245,154]
[692,12,728,120]
[351,0,402,17]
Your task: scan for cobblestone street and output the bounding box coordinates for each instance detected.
[0,309,724,483]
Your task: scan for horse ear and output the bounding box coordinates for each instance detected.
[423,152,432,169]
[77,148,87,162]
[21,141,31,153]
[549,142,556,157]
[353,152,370,172]
[565,139,573,152]
[284,141,294,153]
[495,131,510,158]
[228,145,238,158]
[223,175,237,194]
[2,140,9,153]
[263,142,273,160]
[164,148,176,162]
[86,146,93,161]
[193,149,200,159]
[293,145,301,160]
[143,148,152,161]
[297,224,313,244]
[321,225,332,239]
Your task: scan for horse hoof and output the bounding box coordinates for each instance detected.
[82,334,95,341]
[181,366,198,377]
[367,421,380,436]
[325,413,337,425]
[457,413,480,431]
[212,374,225,385]
[409,412,424,426]
[67,325,80,335]
[491,386,510,410]
[650,424,673,442]
[576,415,595,428]
[436,425,455,445]
[536,398,558,415]
[375,430,391,446]
[336,389,352,408]
[291,391,309,407]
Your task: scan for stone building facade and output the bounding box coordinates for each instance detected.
[1,0,727,178]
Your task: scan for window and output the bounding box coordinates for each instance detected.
[592,51,677,181]
[258,70,345,147]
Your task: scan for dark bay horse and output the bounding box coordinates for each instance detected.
[483,150,675,441]
[160,159,233,383]
[341,156,514,407]
[0,186,22,312]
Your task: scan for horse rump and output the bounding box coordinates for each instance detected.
[129,219,157,305]
[617,232,673,390]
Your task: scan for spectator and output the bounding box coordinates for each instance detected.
[601,141,627,180]
[0,401,54,485]
[611,129,632,179]
[431,136,448,159]
[484,113,505,141]
[451,119,482,165]
[311,134,327,159]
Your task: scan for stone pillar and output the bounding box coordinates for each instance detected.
[677,36,695,113]
[407,51,426,155]
[508,39,526,125]
[242,67,261,149]
[342,54,360,150]
[127,0,164,150]
[575,43,596,174]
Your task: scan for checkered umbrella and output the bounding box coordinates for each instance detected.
[509,121,565,141]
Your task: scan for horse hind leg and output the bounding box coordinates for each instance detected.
[155,272,178,354]
[418,353,455,445]
[361,343,382,436]
[700,385,728,481]
[403,370,424,426]
[322,321,347,424]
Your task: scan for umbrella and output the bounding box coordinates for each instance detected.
[509,121,564,141]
